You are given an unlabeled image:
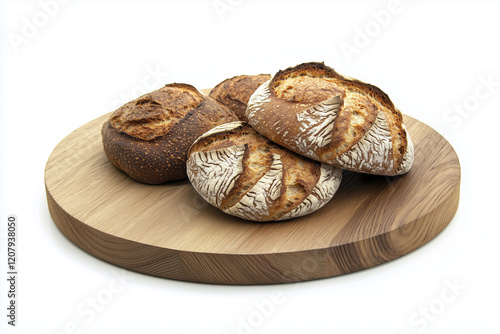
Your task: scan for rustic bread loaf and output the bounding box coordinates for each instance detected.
[209,74,271,121]
[187,121,342,222]
[246,62,414,175]
[101,83,238,184]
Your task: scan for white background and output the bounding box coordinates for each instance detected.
[1,0,499,333]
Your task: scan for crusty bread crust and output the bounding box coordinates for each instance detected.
[209,74,271,121]
[102,83,238,184]
[247,62,413,175]
[109,83,204,141]
[187,122,342,221]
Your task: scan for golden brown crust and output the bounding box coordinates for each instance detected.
[109,83,204,141]
[209,74,271,121]
[187,122,341,221]
[271,63,345,103]
[326,91,378,158]
[102,85,238,184]
[247,62,411,175]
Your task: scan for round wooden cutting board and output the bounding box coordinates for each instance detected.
[45,113,460,284]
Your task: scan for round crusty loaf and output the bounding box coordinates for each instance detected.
[187,121,342,222]
[246,62,414,176]
[209,74,271,121]
[101,83,238,184]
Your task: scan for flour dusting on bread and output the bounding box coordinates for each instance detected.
[246,62,414,175]
[296,95,341,156]
[224,153,283,221]
[187,145,245,208]
[332,111,393,174]
[187,122,342,221]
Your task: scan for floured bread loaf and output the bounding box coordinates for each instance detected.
[246,62,414,175]
[102,83,238,184]
[209,74,271,121]
[187,121,342,222]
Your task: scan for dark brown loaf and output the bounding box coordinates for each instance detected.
[187,121,342,222]
[246,62,414,175]
[209,74,271,121]
[101,83,238,184]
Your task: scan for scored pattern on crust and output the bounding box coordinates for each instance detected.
[187,122,344,221]
[223,153,283,221]
[332,111,394,174]
[279,164,342,221]
[245,63,415,175]
[295,96,341,158]
[246,80,272,123]
[109,84,204,141]
[187,144,246,208]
